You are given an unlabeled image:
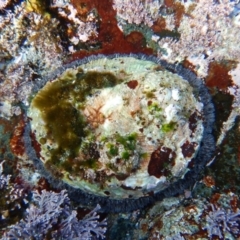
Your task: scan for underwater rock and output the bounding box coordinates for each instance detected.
[25,54,215,212]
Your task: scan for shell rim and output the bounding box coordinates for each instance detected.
[23,53,216,213]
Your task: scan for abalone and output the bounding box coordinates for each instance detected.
[26,54,215,212]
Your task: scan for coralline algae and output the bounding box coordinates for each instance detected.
[25,54,215,212]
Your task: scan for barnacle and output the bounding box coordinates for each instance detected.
[25,54,215,212]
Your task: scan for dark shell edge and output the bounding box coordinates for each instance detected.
[23,53,216,213]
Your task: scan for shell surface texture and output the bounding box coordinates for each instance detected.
[26,54,216,212]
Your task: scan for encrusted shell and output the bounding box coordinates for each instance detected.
[26,55,215,211]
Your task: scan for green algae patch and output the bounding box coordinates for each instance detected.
[107,144,119,156]
[148,102,162,113]
[121,151,130,160]
[28,56,204,199]
[162,121,177,133]
[30,70,121,174]
[115,133,138,151]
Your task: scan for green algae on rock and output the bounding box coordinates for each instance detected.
[28,55,205,199]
